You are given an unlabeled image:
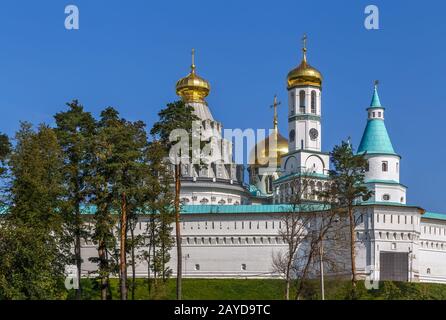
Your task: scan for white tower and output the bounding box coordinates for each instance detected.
[357,82,407,204]
[175,49,247,205]
[280,35,329,176]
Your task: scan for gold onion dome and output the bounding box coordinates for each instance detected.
[176,49,211,103]
[287,35,323,89]
[249,96,289,167]
[249,131,288,167]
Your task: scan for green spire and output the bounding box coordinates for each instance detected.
[370,80,382,107]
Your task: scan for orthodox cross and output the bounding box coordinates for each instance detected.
[270,95,281,131]
[302,34,307,61]
[191,48,196,73]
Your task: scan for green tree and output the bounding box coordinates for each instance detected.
[54,100,96,299]
[96,107,149,300]
[150,100,198,300]
[328,140,373,298]
[0,123,68,299]
[140,140,174,296]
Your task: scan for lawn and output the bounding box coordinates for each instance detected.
[71,278,446,300]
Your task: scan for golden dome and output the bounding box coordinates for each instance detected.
[287,35,323,89]
[249,95,288,167]
[176,49,211,103]
[249,130,289,167]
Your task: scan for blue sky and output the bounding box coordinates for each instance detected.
[0,0,444,212]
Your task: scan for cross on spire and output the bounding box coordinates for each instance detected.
[191,48,196,73]
[374,79,379,88]
[302,34,307,62]
[270,95,281,131]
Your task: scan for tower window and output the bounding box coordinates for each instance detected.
[378,112,382,117]
[311,91,316,114]
[266,176,273,194]
[290,92,295,114]
[382,161,388,172]
[383,194,391,201]
[396,162,399,172]
[299,90,305,113]
[289,130,295,142]
[365,161,369,172]
[301,140,304,150]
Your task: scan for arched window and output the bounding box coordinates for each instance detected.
[289,130,295,142]
[383,194,390,201]
[299,90,306,113]
[382,161,388,172]
[427,268,431,275]
[311,91,316,114]
[290,92,295,114]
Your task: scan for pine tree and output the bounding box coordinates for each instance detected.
[329,140,373,299]
[54,100,96,299]
[96,107,149,300]
[150,100,198,300]
[142,140,174,294]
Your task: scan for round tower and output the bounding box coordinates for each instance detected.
[287,34,323,153]
[357,82,407,204]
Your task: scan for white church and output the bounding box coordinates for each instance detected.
[81,38,446,284]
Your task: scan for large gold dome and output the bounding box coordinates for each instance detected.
[287,36,322,89]
[176,49,210,103]
[249,130,289,167]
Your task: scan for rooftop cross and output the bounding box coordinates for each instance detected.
[191,48,196,73]
[302,34,307,62]
[270,95,281,131]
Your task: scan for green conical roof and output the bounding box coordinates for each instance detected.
[357,119,396,155]
[358,85,397,155]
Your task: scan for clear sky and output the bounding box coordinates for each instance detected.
[0,0,444,212]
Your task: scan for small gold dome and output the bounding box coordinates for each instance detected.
[287,35,322,89]
[249,130,289,167]
[287,60,322,89]
[176,49,210,103]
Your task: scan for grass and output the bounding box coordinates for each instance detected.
[70,277,446,300]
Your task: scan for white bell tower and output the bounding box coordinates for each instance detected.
[280,35,329,177]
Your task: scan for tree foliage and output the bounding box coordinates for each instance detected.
[0,123,68,299]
